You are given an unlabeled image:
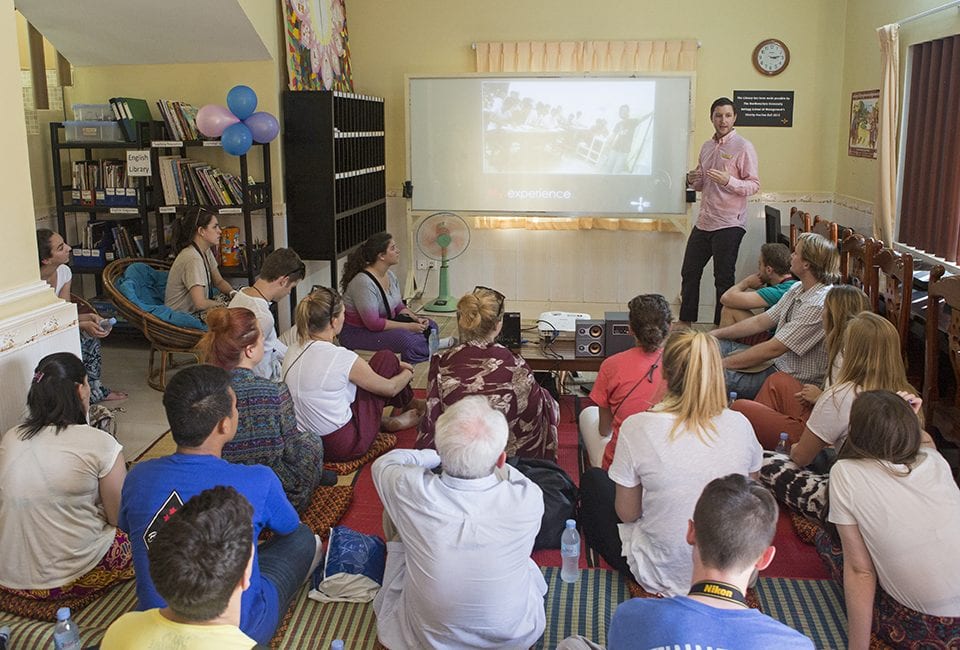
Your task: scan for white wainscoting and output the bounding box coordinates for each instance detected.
[395,194,874,322]
[0,283,80,434]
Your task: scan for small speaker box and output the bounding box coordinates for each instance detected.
[575,319,606,357]
[497,311,522,348]
[604,311,633,356]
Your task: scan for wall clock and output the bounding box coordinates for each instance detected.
[752,39,790,76]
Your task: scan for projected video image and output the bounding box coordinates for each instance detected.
[482,80,656,175]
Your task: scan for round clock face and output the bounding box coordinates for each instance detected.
[753,39,790,76]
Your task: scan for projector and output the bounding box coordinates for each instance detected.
[538,311,592,333]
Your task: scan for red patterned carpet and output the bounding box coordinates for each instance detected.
[337,393,828,579]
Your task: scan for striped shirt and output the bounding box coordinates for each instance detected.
[689,129,760,231]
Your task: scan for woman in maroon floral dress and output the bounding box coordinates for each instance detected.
[416,287,558,460]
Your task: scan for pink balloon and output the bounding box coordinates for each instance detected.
[196,104,239,138]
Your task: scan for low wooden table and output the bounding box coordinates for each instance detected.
[512,339,604,372]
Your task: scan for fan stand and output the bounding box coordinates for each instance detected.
[423,249,457,312]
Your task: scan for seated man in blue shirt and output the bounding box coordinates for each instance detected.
[119,365,320,645]
[718,242,796,328]
[558,474,814,650]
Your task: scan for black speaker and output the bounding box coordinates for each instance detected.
[604,311,633,356]
[496,311,521,347]
[575,319,606,357]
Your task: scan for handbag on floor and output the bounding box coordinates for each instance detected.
[507,456,578,550]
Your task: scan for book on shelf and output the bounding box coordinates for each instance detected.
[71,159,135,206]
[156,99,203,141]
[156,156,245,207]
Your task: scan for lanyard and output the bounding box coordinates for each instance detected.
[688,581,747,607]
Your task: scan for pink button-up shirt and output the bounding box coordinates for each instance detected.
[689,129,760,231]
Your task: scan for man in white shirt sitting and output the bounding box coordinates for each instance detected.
[371,396,547,650]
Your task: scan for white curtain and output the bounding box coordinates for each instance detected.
[876,24,900,243]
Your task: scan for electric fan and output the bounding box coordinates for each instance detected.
[416,212,471,312]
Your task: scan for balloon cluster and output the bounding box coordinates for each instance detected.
[195,85,279,156]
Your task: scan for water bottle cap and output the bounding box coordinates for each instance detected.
[108,317,117,325]
[729,391,737,397]
[56,606,70,620]
[565,519,576,528]
[780,432,789,439]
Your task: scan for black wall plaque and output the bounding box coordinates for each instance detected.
[733,91,794,127]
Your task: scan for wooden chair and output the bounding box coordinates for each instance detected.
[789,208,812,250]
[839,233,879,310]
[923,266,960,444]
[874,247,914,365]
[103,258,203,391]
[811,215,839,246]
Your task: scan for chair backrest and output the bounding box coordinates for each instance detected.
[923,266,960,424]
[811,216,839,246]
[874,247,914,363]
[789,208,812,250]
[839,233,879,310]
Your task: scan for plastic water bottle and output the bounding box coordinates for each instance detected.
[775,432,790,454]
[99,316,117,332]
[331,640,345,650]
[560,519,580,583]
[53,607,81,650]
[728,391,738,407]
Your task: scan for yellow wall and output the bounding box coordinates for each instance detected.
[344,0,846,196]
[835,0,960,204]
[1,0,56,311]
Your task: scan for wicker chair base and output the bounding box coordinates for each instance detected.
[147,347,200,391]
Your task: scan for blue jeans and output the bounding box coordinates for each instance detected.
[717,339,777,400]
[258,523,316,634]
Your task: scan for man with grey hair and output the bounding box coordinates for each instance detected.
[371,395,546,649]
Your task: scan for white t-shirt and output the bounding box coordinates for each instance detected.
[55,264,72,298]
[229,289,285,382]
[0,424,122,589]
[807,381,859,448]
[281,339,358,436]
[609,409,763,596]
[829,449,960,616]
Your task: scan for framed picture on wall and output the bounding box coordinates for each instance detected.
[848,90,879,158]
[282,0,354,92]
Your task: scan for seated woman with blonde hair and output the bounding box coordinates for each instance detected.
[0,353,131,601]
[415,287,559,460]
[759,312,929,521]
[200,307,334,510]
[732,284,870,448]
[579,330,761,594]
[282,287,421,462]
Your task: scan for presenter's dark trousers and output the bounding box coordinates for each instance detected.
[680,225,746,324]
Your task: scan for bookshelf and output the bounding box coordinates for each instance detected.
[149,126,274,286]
[49,121,156,288]
[282,90,386,287]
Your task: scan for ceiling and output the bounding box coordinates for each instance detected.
[15,0,271,66]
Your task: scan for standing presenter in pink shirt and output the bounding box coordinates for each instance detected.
[680,97,761,326]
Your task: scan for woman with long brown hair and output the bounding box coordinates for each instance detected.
[200,307,333,510]
[580,330,762,595]
[164,208,235,317]
[338,233,451,363]
[823,390,958,649]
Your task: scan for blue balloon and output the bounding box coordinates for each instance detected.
[226,85,258,120]
[221,122,253,156]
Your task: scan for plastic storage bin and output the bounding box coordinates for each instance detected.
[72,104,115,121]
[64,121,125,143]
